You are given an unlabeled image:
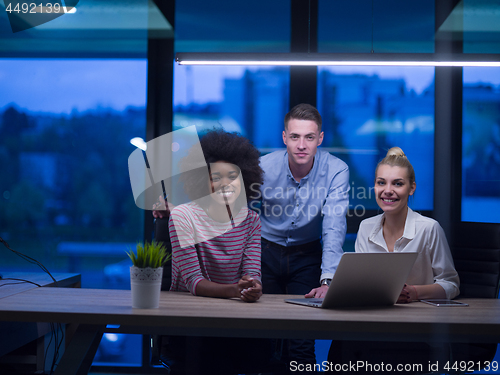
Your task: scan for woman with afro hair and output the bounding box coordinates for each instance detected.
[161,129,281,375]
[169,128,265,301]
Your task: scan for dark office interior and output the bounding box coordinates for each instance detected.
[0,0,500,374]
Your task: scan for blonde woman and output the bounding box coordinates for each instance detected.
[327,147,459,374]
[356,147,459,302]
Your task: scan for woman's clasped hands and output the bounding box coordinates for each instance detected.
[237,275,262,302]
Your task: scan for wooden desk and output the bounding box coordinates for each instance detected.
[0,288,499,374]
[0,288,499,342]
[0,273,81,373]
[0,272,81,299]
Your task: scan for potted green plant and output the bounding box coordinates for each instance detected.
[127,241,171,308]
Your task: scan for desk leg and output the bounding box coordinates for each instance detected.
[53,324,104,375]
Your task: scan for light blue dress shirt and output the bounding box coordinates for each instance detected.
[252,149,350,281]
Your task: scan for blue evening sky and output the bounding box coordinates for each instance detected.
[1,59,499,113]
[0,59,147,114]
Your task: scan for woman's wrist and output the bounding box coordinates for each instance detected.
[233,283,242,299]
[195,279,242,299]
[410,285,419,301]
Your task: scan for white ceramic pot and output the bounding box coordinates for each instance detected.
[130,266,163,308]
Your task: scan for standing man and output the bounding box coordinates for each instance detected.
[254,103,349,369]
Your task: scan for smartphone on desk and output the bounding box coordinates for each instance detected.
[420,299,469,307]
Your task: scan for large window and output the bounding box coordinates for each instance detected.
[317,66,435,213]
[0,59,147,288]
[173,65,290,149]
[0,58,148,368]
[462,67,500,223]
[173,64,435,216]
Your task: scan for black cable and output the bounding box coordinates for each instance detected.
[0,237,63,373]
[0,278,42,287]
[44,323,55,372]
[0,236,56,282]
[0,281,36,288]
[43,322,64,375]
[50,323,64,374]
[0,236,53,276]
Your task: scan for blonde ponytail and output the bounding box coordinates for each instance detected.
[376,147,415,185]
[386,147,405,158]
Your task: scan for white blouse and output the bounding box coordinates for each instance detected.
[355,208,460,299]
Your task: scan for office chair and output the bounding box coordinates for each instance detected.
[441,223,500,374]
[154,217,173,292]
[452,223,500,299]
[418,223,500,375]
[150,217,172,368]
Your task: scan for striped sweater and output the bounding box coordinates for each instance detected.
[169,202,262,295]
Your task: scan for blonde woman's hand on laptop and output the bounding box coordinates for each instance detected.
[397,284,411,303]
[304,285,328,298]
[397,283,420,303]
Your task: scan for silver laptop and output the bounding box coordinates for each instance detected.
[285,252,418,308]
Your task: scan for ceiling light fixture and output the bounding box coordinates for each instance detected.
[176,53,500,67]
[130,137,147,151]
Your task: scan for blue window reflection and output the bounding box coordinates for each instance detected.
[0,60,146,281]
[0,58,147,368]
[173,65,435,214]
[318,66,435,211]
[173,65,290,148]
[462,68,500,223]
